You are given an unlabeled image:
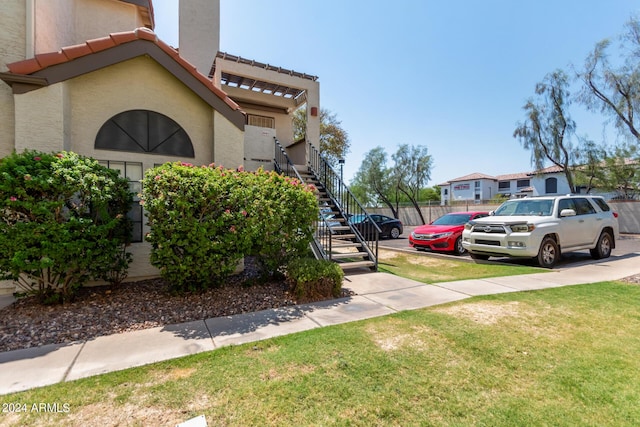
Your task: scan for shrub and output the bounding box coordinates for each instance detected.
[142,163,253,291]
[0,150,133,303]
[286,258,344,303]
[141,163,319,292]
[242,171,319,278]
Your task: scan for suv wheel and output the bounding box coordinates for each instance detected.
[453,236,466,256]
[537,237,559,268]
[590,231,613,260]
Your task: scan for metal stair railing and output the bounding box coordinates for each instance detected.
[307,142,379,270]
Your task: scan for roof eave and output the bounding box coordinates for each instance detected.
[0,73,48,94]
[4,36,245,131]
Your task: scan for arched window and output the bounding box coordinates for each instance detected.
[545,177,557,194]
[95,110,194,157]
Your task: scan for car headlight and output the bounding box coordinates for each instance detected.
[432,232,453,239]
[464,222,473,230]
[510,223,535,233]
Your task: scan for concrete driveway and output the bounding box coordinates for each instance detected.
[380,225,640,269]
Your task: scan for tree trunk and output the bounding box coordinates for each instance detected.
[398,186,426,224]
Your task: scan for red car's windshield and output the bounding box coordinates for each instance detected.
[431,214,472,226]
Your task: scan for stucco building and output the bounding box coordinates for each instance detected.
[0,0,321,289]
[439,166,571,205]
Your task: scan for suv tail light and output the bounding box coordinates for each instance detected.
[613,212,619,218]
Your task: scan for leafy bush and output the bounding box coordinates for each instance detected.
[142,163,252,291]
[286,258,344,303]
[0,150,133,303]
[242,171,318,278]
[141,163,319,292]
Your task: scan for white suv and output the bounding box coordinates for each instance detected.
[461,195,619,268]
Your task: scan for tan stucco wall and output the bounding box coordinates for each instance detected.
[67,56,215,162]
[179,0,220,75]
[9,55,244,280]
[14,83,68,153]
[34,0,74,54]
[35,0,142,54]
[214,56,320,167]
[0,0,26,69]
[213,110,245,168]
[0,0,27,157]
[73,0,142,45]
[68,56,242,278]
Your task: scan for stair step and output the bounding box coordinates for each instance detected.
[327,217,347,223]
[331,252,367,260]
[331,242,362,248]
[337,260,376,270]
[332,234,356,239]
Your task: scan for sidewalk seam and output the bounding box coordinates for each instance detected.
[360,294,400,313]
[202,319,217,349]
[62,341,86,383]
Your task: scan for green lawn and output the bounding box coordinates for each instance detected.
[378,249,544,283]
[4,282,640,426]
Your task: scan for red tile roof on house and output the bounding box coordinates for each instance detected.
[439,165,567,187]
[445,172,497,183]
[1,28,245,129]
[495,172,530,181]
[527,165,565,175]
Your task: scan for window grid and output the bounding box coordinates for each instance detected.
[98,160,144,243]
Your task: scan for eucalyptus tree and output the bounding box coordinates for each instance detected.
[391,144,433,224]
[350,147,400,218]
[578,16,640,145]
[514,69,578,193]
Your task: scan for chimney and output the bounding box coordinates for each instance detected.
[179,0,220,76]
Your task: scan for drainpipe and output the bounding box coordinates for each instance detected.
[26,0,35,58]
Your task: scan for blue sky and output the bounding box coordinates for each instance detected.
[152,0,639,186]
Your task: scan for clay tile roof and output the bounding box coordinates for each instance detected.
[7,57,41,75]
[529,165,564,175]
[33,51,68,69]
[109,31,139,45]
[495,172,530,181]
[61,43,93,60]
[86,36,116,53]
[4,28,242,115]
[447,172,497,183]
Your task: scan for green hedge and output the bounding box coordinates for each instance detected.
[0,150,133,303]
[286,258,344,302]
[141,163,319,292]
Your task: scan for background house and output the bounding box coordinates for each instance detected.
[0,0,321,291]
[439,165,572,205]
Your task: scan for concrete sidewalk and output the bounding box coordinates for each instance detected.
[1,253,639,396]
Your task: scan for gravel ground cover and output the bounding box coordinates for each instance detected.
[1,265,638,353]
[0,259,354,353]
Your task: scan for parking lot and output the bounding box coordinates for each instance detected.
[380,226,640,269]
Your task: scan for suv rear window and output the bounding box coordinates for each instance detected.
[592,197,611,212]
[574,198,596,215]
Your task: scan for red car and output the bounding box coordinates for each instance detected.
[409,211,489,255]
